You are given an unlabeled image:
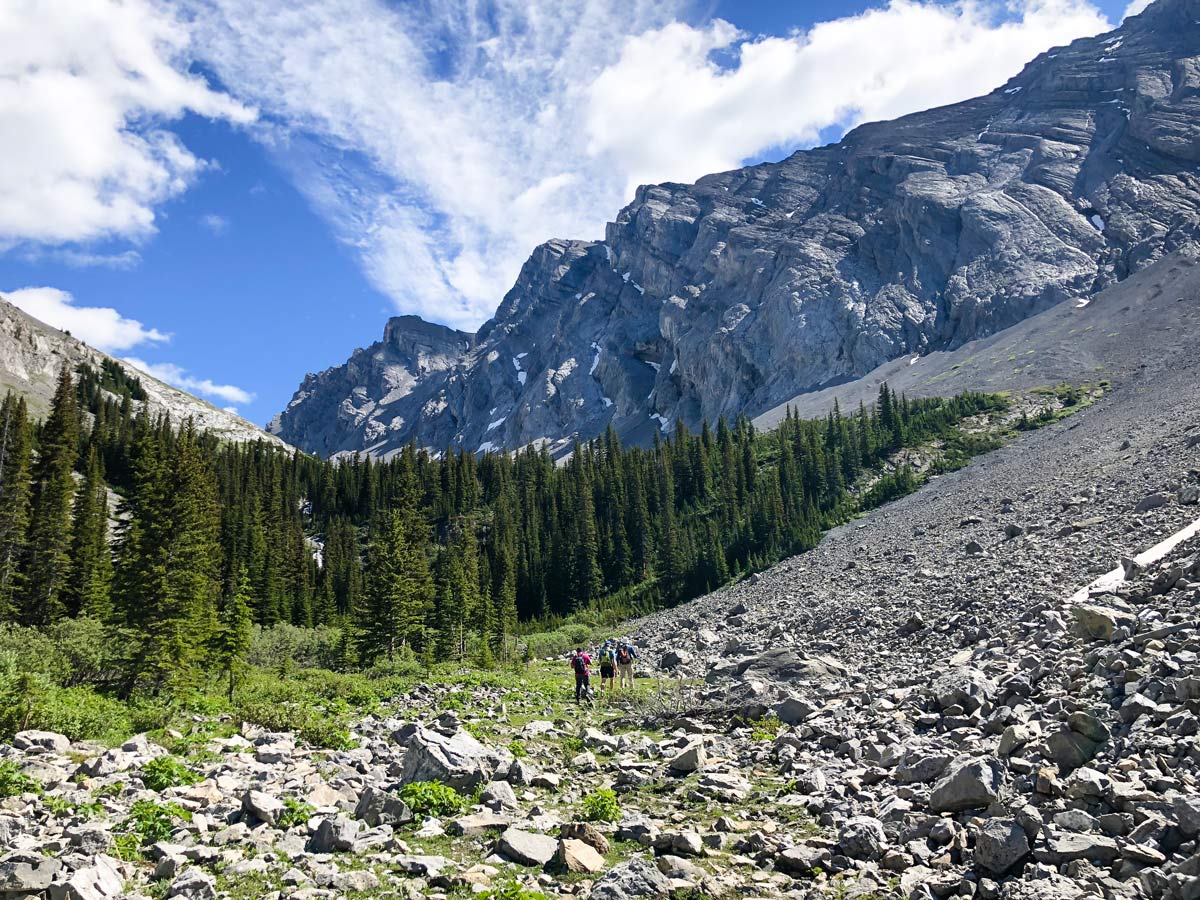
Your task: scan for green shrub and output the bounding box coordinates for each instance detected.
[398,781,467,819]
[42,794,75,817]
[478,882,549,900]
[508,740,528,759]
[581,788,620,823]
[140,755,201,792]
[235,699,354,750]
[117,799,191,854]
[0,761,41,798]
[276,796,316,830]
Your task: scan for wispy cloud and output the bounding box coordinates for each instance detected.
[2,286,170,353]
[0,0,253,248]
[186,0,1111,331]
[199,213,230,235]
[124,357,255,405]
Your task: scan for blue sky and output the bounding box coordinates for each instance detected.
[0,0,1133,426]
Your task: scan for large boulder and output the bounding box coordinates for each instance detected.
[929,757,1003,813]
[0,850,62,892]
[931,668,995,713]
[497,828,558,868]
[398,726,505,792]
[838,816,886,860]
[731,647,848,682]
[48,855,124,900]
[354,786,413,827]
[667,742,706,774]
[242,790,284,827]
[13,730,71,753]
[558,838,607,873]
[975,819,1030,875]
[590,857,671,900]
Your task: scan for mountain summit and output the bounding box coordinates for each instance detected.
[271,0,1200,459]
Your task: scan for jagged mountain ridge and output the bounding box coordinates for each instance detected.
[271,0,1200,460]
[0,295,286,446]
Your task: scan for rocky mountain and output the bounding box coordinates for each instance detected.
[272,0,1200,460]
[0,295,286,446]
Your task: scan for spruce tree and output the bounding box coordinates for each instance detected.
[0,394,33,619]
[212,566,254,701]
[20,367,79,625]
[66,446,112,619]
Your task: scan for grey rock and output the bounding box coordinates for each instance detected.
[0,850,62,891]
[497,827,558,867]
[13,730,70,753]
[929,757,1004,812]
[667,742,706,774]
[310,814,363,853]
[838,816,886,860]
[449,811,512,837]
[480,779,520,809]
[272,1,1200,461]
[773,696,818,725]
[1175,794,1200,836]
[974,819,1030,876]
[590,856,672,900]
[241,790,283,826]
[48,855,124,900]
[398,725,504,792]
[166,868,217,900]
[353,786,413,827]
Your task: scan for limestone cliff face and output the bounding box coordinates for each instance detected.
[272,0,1200,458]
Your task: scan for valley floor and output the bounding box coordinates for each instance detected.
[3,260,1200,900]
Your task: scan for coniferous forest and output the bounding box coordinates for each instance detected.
[0,359,1005,707]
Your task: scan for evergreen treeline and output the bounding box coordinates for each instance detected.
[0,362,1004,691]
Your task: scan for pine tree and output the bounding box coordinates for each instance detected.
[20,367,79,625]
[0,394,33,619]
[356,508,431,664]
[114,422,221,694]
[66,446,112,619]
[212,566,254,701]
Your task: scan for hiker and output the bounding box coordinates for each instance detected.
[616,641,638,689]
[599,640,617,692]
[569,647,593,703]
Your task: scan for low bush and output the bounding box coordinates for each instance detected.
[581,788,620,823]
[276,796,316,830]
[0,760,40,798]
[140,755,201,792]
[398,781,467,819]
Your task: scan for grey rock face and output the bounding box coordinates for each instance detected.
[273,1,1200,459]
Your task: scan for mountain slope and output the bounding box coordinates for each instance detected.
[0,295,286,446]
[272,0,1200,460]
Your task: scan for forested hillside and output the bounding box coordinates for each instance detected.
[0,360,1005,696]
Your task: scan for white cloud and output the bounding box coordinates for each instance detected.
[0,0,254,249]
[585,0,1112,196]
[2,286,170,353]
[1123,0,1153,17]
[184,0,1110,331]
[123,357,255,405]
[199,213,230,235]
[186,0,688,329]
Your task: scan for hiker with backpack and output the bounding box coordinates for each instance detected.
[569,647,593,703]
[616,641,638,689]
[598,640,617,693]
